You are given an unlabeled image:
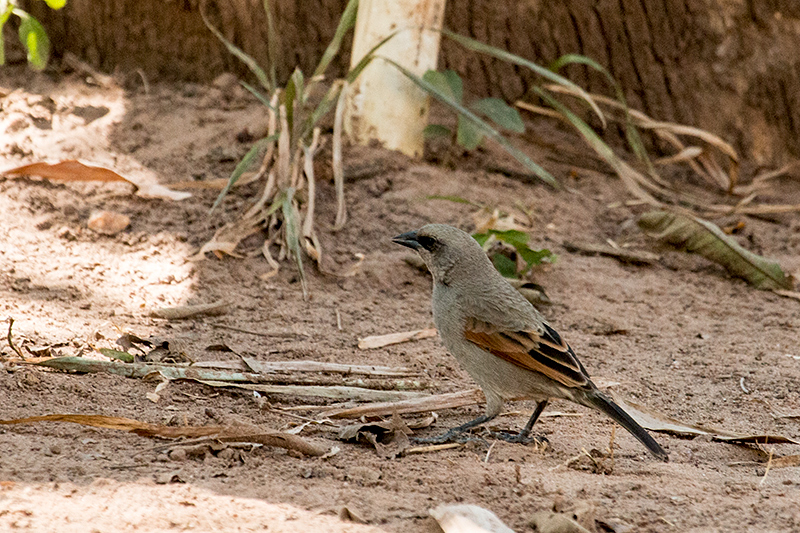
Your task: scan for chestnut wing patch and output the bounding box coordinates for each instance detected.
[463,319,589,389]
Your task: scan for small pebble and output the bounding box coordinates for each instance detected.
[169,448,187,462]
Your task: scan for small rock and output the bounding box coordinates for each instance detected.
[87,211,130,235]
[168,448,187,462]
[217,447,235,461]
[50,444,62,455]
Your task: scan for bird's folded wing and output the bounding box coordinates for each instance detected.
[463,318,589,388]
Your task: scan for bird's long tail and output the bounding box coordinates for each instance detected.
[579,389,669,462]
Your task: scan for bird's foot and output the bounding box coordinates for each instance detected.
[487,430,549,447]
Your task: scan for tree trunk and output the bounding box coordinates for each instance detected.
[24,0,800,164]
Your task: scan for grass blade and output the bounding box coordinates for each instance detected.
[201,7,272,93]
[441,29,604,126]
[282,188,308,300]
[240,80,275,110]
[385,58,557,187]
[533,87,658,203]
[211,135,277,213]
[313,0,358,79]
[332,81,348,230]
[550,53,651,171]
[262,0,279,90]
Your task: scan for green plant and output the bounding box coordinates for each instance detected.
[0,0,65,70]
[197,0,392,299]
[422,69,524,151]
[473,229,554,279]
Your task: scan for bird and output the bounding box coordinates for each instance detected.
[392,223,668,461]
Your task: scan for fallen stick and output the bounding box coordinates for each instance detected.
[198,380,425,402]
[404,442,463,455]
[240,357,420,377]
[0,414,327,456]
[562,241,661,265]
[358,328,437,350]
[34,357,429,390]
[323,389,485,419]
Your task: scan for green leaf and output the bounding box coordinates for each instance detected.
[492,253,518,278]
[0,4,15,66]
[517,246,554,267]
[17,11,50,70]
[638,210,794,290]
[492,229,529,248]
[42,0,67,9]
[423,124,451,139]
[470,97,525,133]
[201,8,272,93]
[472,232,490,247]
[440,29,605,126]
[313,0,358,79]
[210,135,277,213]
[99,348,134,363]
[386,58,558,187]
[423,70,463,103]
[456,115,484,150]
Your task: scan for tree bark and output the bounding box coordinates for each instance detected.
[23,0,800,164]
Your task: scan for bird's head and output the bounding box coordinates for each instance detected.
[392,224,491,285]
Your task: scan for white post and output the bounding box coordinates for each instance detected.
[345,0,446,158]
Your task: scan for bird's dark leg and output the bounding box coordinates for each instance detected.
[412,413,497,444]
[489,400,549,444]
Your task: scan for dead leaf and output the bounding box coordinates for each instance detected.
[430,504,517,533]
[638,210,794,290]
[87,211,130,235]
[357,328,438,350]
[337,414,414,459]
[2,160,190,201]
[612,393,800,445]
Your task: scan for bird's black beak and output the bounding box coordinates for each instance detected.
[392,230,421,250]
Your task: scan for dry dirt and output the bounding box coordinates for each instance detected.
[1,66,799,533]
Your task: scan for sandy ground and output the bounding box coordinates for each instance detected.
[1,66,800,532]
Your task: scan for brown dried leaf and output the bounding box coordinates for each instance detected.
[337,414,414,459]
[3,160,190,201]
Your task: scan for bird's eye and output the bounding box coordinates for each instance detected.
[417,235,437,251]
